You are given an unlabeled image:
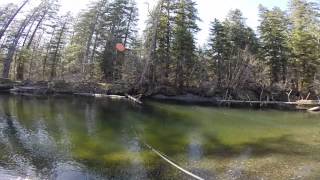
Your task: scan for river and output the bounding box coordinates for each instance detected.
[0,95,319,179]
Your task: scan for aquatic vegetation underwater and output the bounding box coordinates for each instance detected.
[0,95,319,179]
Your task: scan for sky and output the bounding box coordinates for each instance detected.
[1,0,289,45]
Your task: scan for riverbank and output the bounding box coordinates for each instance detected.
[152,94,320,110]
[0,79,319,110]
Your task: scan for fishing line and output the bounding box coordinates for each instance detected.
[131,126,205,180]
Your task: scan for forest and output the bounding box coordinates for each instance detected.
[0,0,319,101]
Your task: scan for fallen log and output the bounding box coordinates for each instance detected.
[96,94,125,99]
[296,100,320,105]
[126,94,143,104]
[75,93,125,98]
[10,86,51,94]
[0,84,14,92]
[308,106,320,112]
[75,93,142,104]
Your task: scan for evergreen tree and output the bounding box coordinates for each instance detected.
[289,0,320,91]
[16,0,60,80]
[208,19,229,88]
[68,0,108,80]
[0,0,30,42]
[140,1,162,87]
[172,0,200,89]
[2,7,39,78]
[99,0,138,82]
[156,0,175,84]
[258,6,290,84]
[141,0,177,87]
[208,9,258,89]
[0,0,319,99]
[0,3,18,44]
[47,14,72,80]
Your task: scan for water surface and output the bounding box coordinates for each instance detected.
[0,95,319,179]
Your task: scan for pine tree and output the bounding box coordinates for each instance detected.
[2,7,39,78]
[172,0,200,89]
[140,1,162,87]
[156,0,175,84]
[258,6,290,85]
[289,0,320,91]
[208,19,229,88]
[47,14,72,80]
[208,9,258,89]
[16,0,60,80]
[69,0,108,80]
[0,3,18,43]
[99,0,138,82]
[141,0,177,88]
[0,0,30,42]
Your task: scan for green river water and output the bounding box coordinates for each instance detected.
[0,95,319,180]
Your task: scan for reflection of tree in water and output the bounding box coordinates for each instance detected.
[84,102,97,136]
[0,105,56,178]
[0,96,95,179]
[0,96,201,179]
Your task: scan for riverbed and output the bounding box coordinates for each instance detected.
[0,95,319,179]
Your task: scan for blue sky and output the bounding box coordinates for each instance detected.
[2,0,290,44]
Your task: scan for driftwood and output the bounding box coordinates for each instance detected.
[0,78,16,92]
[308,106,320,112]
[296,100,320,105]
[126,94,142,104]
[286,89,293,102]
[0,84,14,91]
[75,93,142,104]
[218,100,320,110]
[10,86,51,94]
[75,93,124,98]
[7,84,143,104]
[218,100,320,105]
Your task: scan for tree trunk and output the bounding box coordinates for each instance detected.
[17,11,46,80]
[165,0,171,83]
[83,12,99,77]
[28,31,43,80]
[0,0,29,41]
[15,19,35,80]
[139,3,163,87]
[50,22,67,81]
[2,13,34,78]
[124,6,134,47]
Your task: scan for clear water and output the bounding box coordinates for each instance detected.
[0,95,319,180]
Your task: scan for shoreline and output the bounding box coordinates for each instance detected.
[151,94,320,111]
[2,90,320,111]
[0,80,319,111]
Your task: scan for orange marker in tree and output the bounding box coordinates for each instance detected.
[116,43,126,52]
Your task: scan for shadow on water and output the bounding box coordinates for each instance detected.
[201,134,316,158]
[139,101,318,157]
